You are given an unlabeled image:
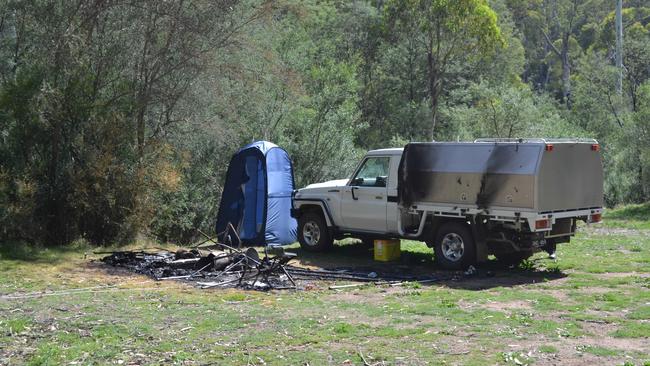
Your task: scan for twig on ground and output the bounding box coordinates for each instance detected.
[358,350,371,366]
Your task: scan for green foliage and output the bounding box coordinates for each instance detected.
[443,81,584,140]
[0,0,269,245]
[380,0,504,139]
[0,0,649,246]
[606,203,650,221]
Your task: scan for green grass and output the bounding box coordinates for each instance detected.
[538,345,558,353]
[628,306,650,320]
[612,322,650,338]
[576,345,620,357]
[1,207,650,365]
[603,203,650,230]
[606,203,650,221]
[0,317,33,335]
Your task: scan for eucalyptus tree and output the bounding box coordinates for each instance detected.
[0,0,264,244]
[382,0,503,139]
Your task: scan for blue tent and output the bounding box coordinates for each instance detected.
[215,141,297,246]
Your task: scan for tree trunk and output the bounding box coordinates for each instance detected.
[427,46,439,141]
[630,83,638,112]
[561,55,570,107]
[136,106,145,159]
[430,97,438,141]
[560,35,571,109]
[47,116,65,245]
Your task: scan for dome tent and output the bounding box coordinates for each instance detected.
[215,141,297,246]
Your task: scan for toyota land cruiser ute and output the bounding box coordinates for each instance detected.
[290,139,604,270]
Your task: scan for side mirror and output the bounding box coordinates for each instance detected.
[351,177,364,186]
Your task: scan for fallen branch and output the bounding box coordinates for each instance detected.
[390,279,439,287]
[158,262,212,280]
[359,350,371,366]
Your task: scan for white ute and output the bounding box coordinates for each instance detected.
[291,139,604,270]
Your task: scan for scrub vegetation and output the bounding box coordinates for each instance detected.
[1,206,649,365]
[1,0,650,247]
[0,2,649,363]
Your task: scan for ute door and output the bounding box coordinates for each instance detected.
[340,156,390,232]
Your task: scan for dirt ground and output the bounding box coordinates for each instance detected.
[1,221,649,365]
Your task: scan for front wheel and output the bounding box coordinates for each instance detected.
[433,222,476,270]
[297,211,333,252]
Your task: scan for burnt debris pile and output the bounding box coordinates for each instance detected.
[99,227,442,291]
[101,245,298,290]
[100,246,443,291]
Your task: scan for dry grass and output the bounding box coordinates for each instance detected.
[1,210,649,365]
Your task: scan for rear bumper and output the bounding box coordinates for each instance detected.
[532,207,603,233]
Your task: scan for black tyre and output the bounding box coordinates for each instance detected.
[359,237,375,248]
[433,221,476,270]
[297,211,333,252]
[494,251,533,266]
[542,238,557,255]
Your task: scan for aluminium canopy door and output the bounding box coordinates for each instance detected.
[398,140,604,213]
[536,142,604,212]
[398,142,542,210]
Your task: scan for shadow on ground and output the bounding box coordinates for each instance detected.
[286,240,568,291]
[0,241,86,264]
[86,239,567,291]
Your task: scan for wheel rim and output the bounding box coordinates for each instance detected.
[302,221,321,246]
[441,233,465,262]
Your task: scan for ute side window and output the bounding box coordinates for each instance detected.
[350,157,390,187]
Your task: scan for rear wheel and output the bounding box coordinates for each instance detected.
[543,238,557,255]
[298,211,332,252]
[433,222,476,270]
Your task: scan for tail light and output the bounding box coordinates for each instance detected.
[535,219,550,230]
[545,144,554,151]
[590,213,602,223]
[591,144,600,151]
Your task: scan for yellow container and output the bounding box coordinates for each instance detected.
[374,239,401,262]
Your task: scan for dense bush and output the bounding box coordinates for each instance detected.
[0,0,648,245]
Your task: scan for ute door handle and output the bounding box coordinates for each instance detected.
[375,196,384,200]
[351,187,359,200]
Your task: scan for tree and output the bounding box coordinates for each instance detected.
[632,82,650,200]
[383,0,503,139]
[598,7,650,111]
[508,0,611,100]
[2,0,650,246]
[443,81,581,140]
[539,0,583,108]
[624,26,650,111]
[0,0,260,244]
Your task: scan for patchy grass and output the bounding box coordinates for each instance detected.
[603,203,650,230]
[612,322,650,338]
[1,210,649,365]
[576,345,620,357]
[606,203,650,221]
[538,344,558,354]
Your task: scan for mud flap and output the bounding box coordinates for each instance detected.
[469,215,489,263]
